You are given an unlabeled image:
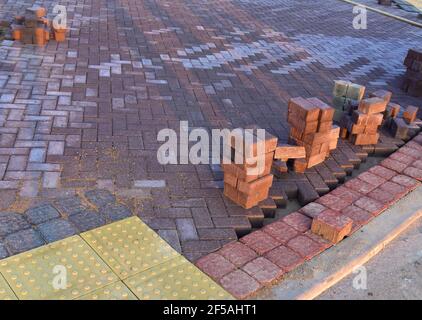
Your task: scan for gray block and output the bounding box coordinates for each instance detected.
[5,229,45,255]
[100,203,132,222]
[0,212,30,237]
[84,189,116,208]
[25,204,61,225]
[69,210,106,232]
[37,219,78,243]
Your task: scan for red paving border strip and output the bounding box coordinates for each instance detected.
[195,132,422,299]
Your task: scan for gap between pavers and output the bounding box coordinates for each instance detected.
[254,185,422,300]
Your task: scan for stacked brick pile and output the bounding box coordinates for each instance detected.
[339,93,388,145]
[222,128,277,209]
[11,6,67,45]
[390,105,421,140]
[332,80,366,121]
[403,48,422,97]
[288,97,339,170]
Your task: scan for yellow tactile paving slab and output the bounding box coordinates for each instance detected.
[77,281,137,300]
[124,256,233,300]
[0,236,118,300]
[0,273,17,300]
[81,217,179,279]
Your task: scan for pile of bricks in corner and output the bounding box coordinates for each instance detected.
[332,80,365,121]
[403,48,422,97]
[7,6,67,46]
[222,127,277,209]
[338,84,388,146]
[287,97,339,171]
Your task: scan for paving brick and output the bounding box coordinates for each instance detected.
[264,245,304,272]
[403,167,422,181]
[357,171,387,187]
[0,212,30,237]
[24,203,61,225]
[68,210,106,232]
[282,212,312,232]
[368,165,397,180]
[287,235,325,260]
[158,229,182,253]
[311,210,352,243]
[37,219,78,243]
[330,186,362,205]
[55,196,87,216]
[354,196,385,216]
[218,241,257,267]
[240,230,280,255]
[262,220,299,244]
[28,148,46,162]
[197,228,237,240]
[242,257,284,285]
[84,189,116,208]
[367,187,395,205]
[391,175,419,189]
[316,194,349,211]
[341,205,373,226]
[47,141,65,155]
[100,203,132,222]
[298,202,327,219]
[380,158,407,173]
[220,269,261,299]
[196,253,236,281]
[176,218,199,241]
[4,228,45,255]
[389,152,415,165]
[42,172,61,188]
[379,181,408,199]
[344,178,377,194]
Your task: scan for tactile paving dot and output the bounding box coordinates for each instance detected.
[77,281,137,300]
[0,236,118,300]
[0,274,17,300]
[81,217,179,279]
[124,256,233,300]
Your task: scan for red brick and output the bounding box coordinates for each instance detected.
[357,171,387,187]
[391,175,419,189]
[287,235,325,260]
[413,160,422,170]
[379,181,408,199]
[264,245,304,272]
[399,146,422,160]
[240,230,280,255]
[330,186,362,205]
[262,220,299,244]
[345,178,377,194]
[354,196,385,216]
[316,194,349,211]
[341,205,373,226]
[298,202,327,218]
[369,165,397,180]
[311,210,353,243]
[403,167,422,181]
[389,152,415,165]
[405,141,422,152]
[218,241,257,267]
[367,187,395,205]
[304,230,333,249]
[403,105,418,124]
[282,212,312,232]
[196,253,236,281]
[242,257,284,285]
[358,97,387,114]
[381,158,407,173]
[220,269,261,299]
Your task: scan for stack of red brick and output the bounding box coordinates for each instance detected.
[403,48,422,97]
[222,129,277,209]
[339,91,389,145]
[288,97,339,170]
[390,105,421,140]
[11,6,67,45]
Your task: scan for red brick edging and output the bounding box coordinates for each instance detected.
[196,133,422,299]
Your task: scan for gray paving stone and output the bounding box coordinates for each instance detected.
[84,189,116,208]
[100,203,132,222]
[0,241,9,259]
[176,218,199,242]
[0,212,30,237]
[134,180,166,188]
[4,229,45,255]
[24,204,61,225]
[37,219,78,243]
[69,210,106,232]
[54,196,88,216]
[158,229,182,253]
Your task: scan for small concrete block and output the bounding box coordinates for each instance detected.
[55,196,87,216]
[100,203,132,222]
[4,228,45,255]
[0,212,30,237]
[84,189,116,208]
[25,203,61,225]
[37,219,78,243]
[69,211,106,232]
[311,210,353,243]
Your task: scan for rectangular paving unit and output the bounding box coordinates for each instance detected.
[0,236,118,300]
[81,216,180,279]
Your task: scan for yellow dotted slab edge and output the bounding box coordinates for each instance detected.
[0,273,17,300]
[77,281,137,300]
[124,255,233,300]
